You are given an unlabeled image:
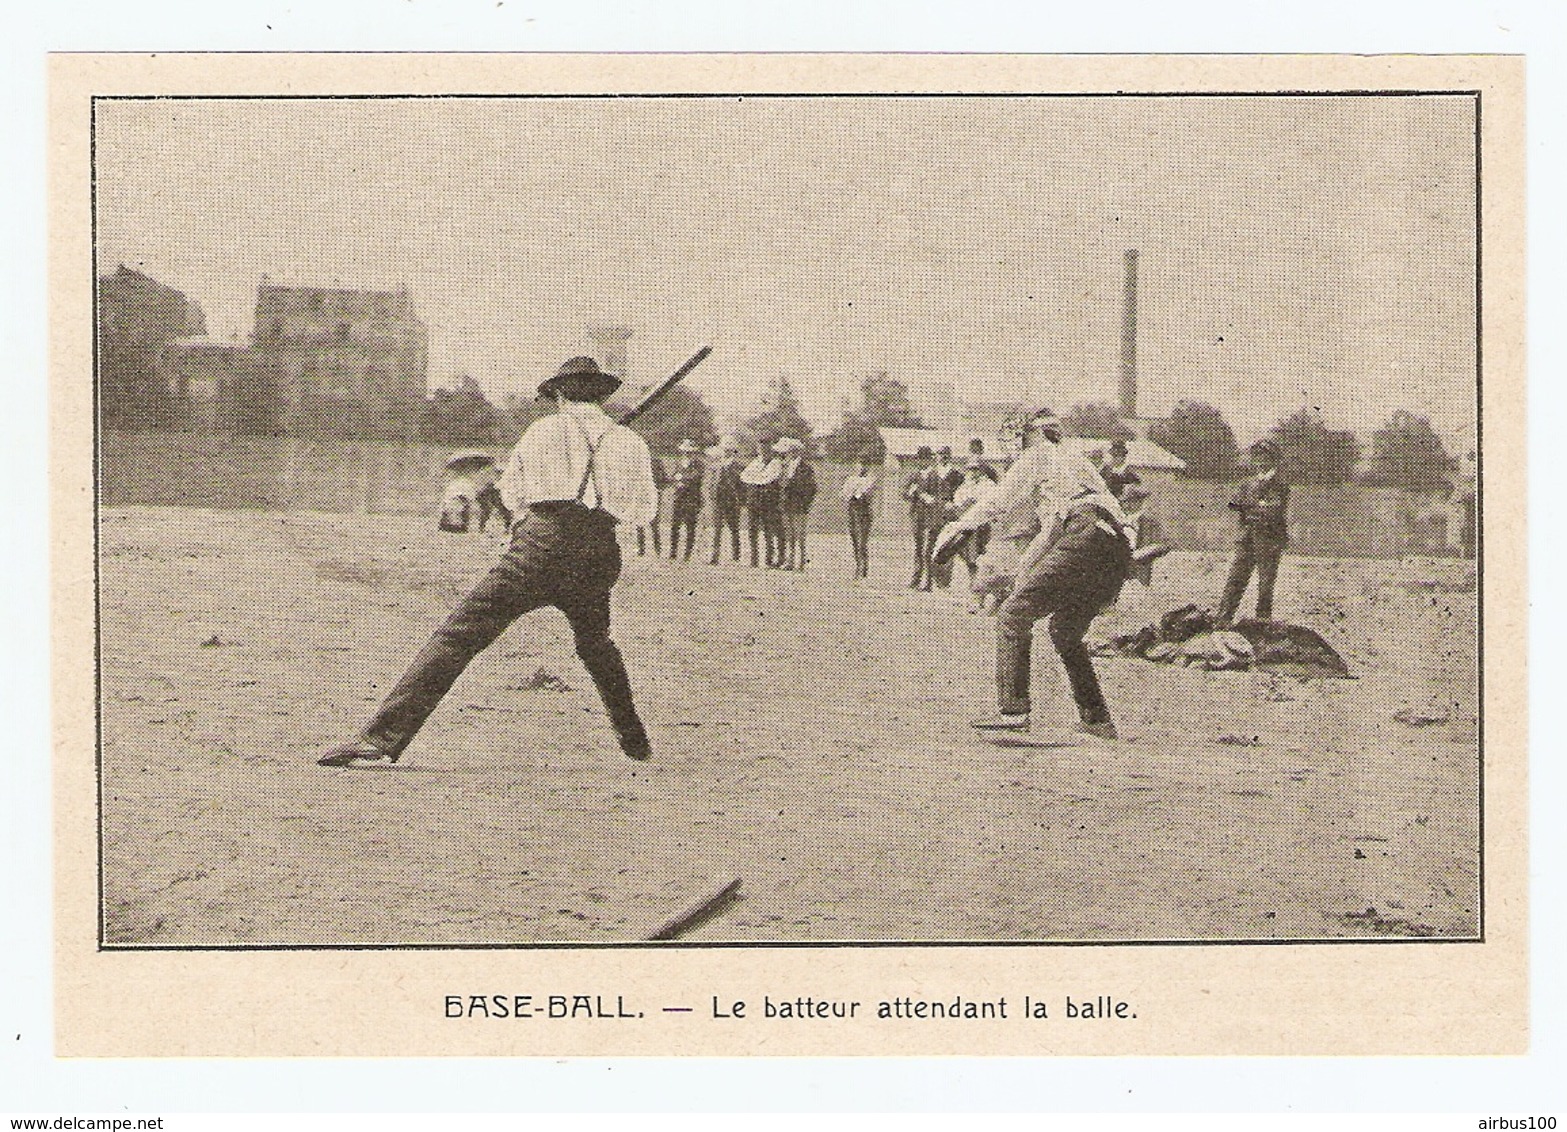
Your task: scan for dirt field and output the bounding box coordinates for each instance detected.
[97,506,1480,946]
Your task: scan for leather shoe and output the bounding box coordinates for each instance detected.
[317,741,398,767]
[1075,720,1119,741]
[971,712,1030,732]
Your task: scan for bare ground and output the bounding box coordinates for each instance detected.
[97,506,1480,945]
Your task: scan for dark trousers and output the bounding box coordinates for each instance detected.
[710,502,742,562]
[359,504,644,757]
[636,519,661,556]
[846,499,872,577]
[781,509,809,570]
[910,515,938,588]
[960,524,991,584]
[669,504,701,560]
[476,485,513,533]
[747,503,780,566]
[996,510,1130,723]
[1217,531,1284,624]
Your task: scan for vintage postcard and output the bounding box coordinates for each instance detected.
[51,52,1525,1056]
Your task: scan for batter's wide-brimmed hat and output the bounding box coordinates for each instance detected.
[537,356,622,400]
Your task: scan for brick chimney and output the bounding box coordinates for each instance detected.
[1119,249,1139,420]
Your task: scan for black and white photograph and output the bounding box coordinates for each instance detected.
[86,83,1489,953]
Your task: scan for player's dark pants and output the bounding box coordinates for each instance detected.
[358,502,645,758]
[669,502,701,560]
[846,498,873,578]
[1217,530,1285,624]
[710,501,742,563]
[996,509,1131,724]
[636,518,661,556]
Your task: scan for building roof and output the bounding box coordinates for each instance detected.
[877,426,1185,470]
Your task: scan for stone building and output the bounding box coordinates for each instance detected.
[251,281,428,439]
[97,266,207,429]
[157,337,282,433]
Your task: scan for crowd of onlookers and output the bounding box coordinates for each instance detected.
[434,433,1161,600]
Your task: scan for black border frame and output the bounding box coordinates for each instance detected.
[90,88,1486,952]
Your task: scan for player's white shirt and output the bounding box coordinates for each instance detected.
[951,440,1131,538]
[497,400,659,527]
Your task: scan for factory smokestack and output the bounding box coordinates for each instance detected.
[1119,249,1139,420]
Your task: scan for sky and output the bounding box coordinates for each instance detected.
[94,94,1477,447]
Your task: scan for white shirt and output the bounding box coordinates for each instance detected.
[497,401,659,527]
[952,477,994,513]
[840,471,877,502]
[952,439,1131,538]
[740,455,782,486]
[442,476,476,505]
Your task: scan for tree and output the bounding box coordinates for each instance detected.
[744,374,815,450]
[1265,407,1363,485]
[624,384,719,455]
[1359,410,1455,490]
[420,374,506,446]
[1147,400,1241,479]
[1061,401,1135,442]
[820,373,925,462]
[497,391,550,444]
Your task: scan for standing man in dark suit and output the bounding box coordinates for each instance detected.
[706,440,745,565]
[902,445,942,590]
[1216,439,1290,626]
[318,356,659,767]
[667,439,706,562]
[775,437,817,571]
[741,440,783,568]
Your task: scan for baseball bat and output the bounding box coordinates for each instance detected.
[615,346,713,426]
[646,876,742,941]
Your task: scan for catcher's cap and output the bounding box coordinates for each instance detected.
[537,356,622,400]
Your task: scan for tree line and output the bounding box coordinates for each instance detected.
[422,372,1464,491]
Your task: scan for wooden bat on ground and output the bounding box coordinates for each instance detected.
[615,346,713,426]
[646,876,742,941]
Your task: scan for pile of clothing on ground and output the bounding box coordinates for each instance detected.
[1095,604,1351,678]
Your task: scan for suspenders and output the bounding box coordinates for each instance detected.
[568,416,605,511]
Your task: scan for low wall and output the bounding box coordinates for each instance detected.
[100,431,1466,558]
